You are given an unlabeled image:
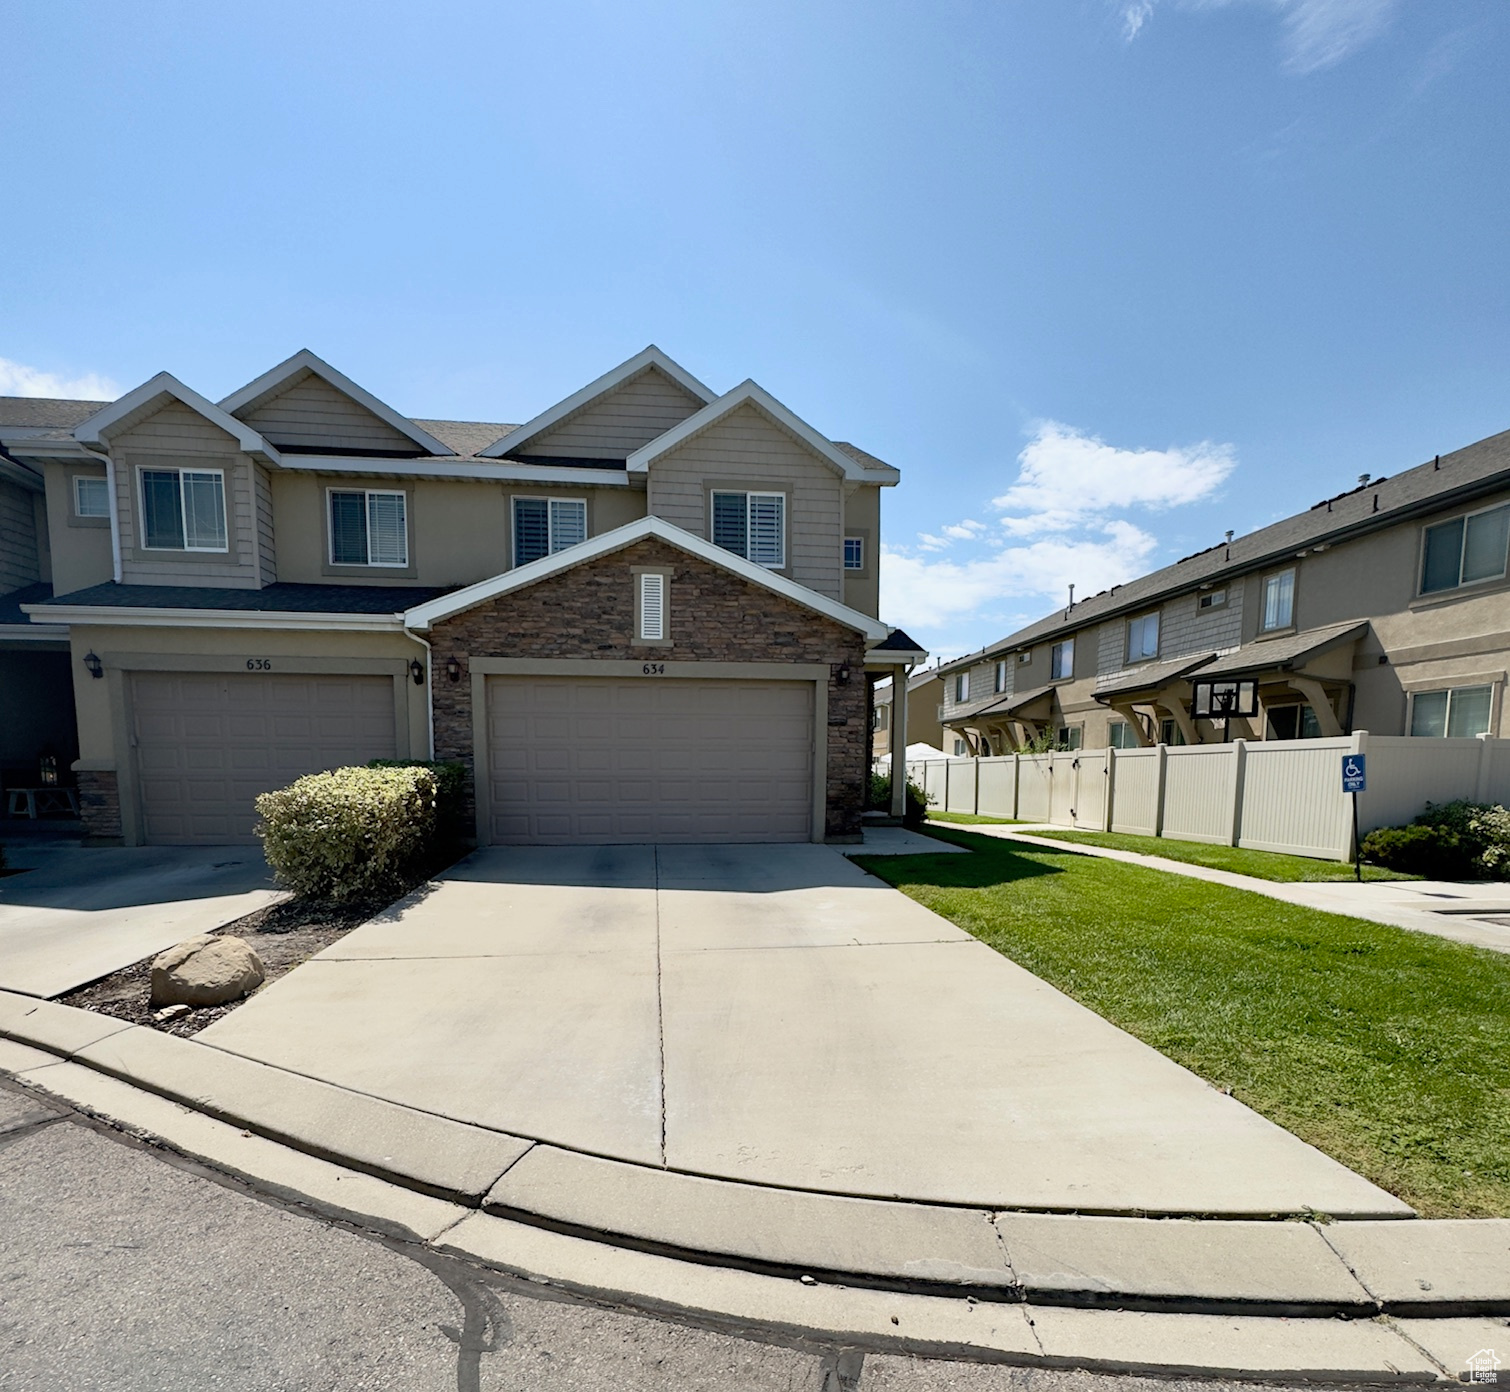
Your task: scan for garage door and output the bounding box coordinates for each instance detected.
[487,676,814,844]
[131,672,397,845]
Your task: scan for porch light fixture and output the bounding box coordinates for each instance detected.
[446,655,462,683]
[83,651,103,679]
[409,658,425,686]
[836,661,851,686]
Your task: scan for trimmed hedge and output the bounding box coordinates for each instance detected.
[868,771,931,828]
[367,758,467,847]
[1361,799,1510,880]
[255,765,437,902]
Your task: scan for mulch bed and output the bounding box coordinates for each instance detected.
[58,895,400,1039]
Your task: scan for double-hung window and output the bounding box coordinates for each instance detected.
[1420,503,1510,595]
[330,489,408,567]
[1409,684,1494,738]
[993,659,1007,693]
[140,468,227,551]
[954,671,970,703]
[712,491,785,568]
[514,497,587,567]
[1260,568,1295,632]
[74,475,110,518]
[1050,638,1074,680]
[1126,611,1159,663]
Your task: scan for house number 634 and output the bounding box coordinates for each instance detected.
[246,658,273,671]
[641,663,665,676]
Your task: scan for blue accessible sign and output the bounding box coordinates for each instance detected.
[1342,753,1367,795]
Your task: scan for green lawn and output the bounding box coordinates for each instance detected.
[1018,828,1417,883]
[927,811,1026,826]
[856,827,1510,1218]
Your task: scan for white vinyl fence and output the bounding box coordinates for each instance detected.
[903,733,1508,862]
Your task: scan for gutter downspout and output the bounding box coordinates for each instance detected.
[403,624,436,760]
[85,446,123,583]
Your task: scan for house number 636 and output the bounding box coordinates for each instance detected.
[246,658,273,671]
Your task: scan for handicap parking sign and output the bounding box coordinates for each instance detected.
[1342,753,1367,794]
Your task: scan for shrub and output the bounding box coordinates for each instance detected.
[368,758,467,848]
[256,765,437,902]
[869,771,931,828]
[1360,799,1510,880]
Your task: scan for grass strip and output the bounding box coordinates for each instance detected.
[1017,827,1418,883]
[856,826,1510,1217]
[927,811,1026,826]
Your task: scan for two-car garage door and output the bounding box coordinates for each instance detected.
[131,672,397,845]
[486,675,814,844]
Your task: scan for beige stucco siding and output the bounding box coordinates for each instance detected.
[110,401,259,589]
[41,463,113,597]
[524,367,705,460]
[0,478,40,592]
[842,484,880,617]
[646,402,845,599]
[239,374,417,453]
[267,473,646,587]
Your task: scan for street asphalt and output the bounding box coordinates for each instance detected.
[0,1079,1337,1392]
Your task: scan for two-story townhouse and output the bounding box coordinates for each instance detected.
[1,346,925,846]
[871,667,946,762]
[937,426,1510,753]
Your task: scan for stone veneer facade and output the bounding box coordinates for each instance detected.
[428,537,868,840]
[77,769,122,844]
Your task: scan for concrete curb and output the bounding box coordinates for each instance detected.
[2,989,1506,1340]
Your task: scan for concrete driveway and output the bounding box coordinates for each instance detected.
[0,844,283,998]
[198,843,1404,1217]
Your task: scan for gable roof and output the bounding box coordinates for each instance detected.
[938,424,1510,674]
[73,373,280,462]
[626,380,899,485]
[0,397,108,433]
[218,349,456,457]
[403,515,890,641]
[478,346,716,459]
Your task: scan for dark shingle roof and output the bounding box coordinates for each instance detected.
[1194,621,1367,679]
[0,397,107,430]
[1094,652,1217,700]
[871,626,926,653]
[942,427,1510,672]
[0,582,55,626]
[833,441,895,474]
[36,582,453,615]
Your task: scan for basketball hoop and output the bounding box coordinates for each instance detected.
[1191,678,1258,719]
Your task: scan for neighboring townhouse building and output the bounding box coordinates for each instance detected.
[938,426,1510,754]
[871,667,946,762]
[1,346,925,846]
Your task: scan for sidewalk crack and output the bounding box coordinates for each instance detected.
[654,845,667,1168]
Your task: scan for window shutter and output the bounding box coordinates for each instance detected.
[366,492,407,565]
[514,498,550,565]
[712,492,747,556]
[640,572,665,641]
[747,494,784,567]
[331,491,369,565]
[549,498,586,552]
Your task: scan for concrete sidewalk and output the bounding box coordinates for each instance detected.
[0,844,285,997]
[956,823,1510,954]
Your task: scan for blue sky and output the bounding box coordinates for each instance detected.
[4,0,1507,660]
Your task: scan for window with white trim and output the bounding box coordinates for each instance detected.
[1108,720,1142,749]
[952,737,967,756]
[514,497,587,566]
[1198,588,1227,610]
[711,491,785,568]
[1409,684,1494,738]
[1260,568,1295,632]
[638,572,667,641]
[1420,503,1510,595]
[1056,725,1083,750]
[1050,638,1074,680]
[954,671,969,703]
[74,475,110,518]
[993,659,1007,693]
[140,468,227,551]
[843,536,864,570]
[1126,611,1159,663]
[329,489,408,567]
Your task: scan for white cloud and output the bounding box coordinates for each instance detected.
[880,520,1159,637]
[0,357,120,400]
[1118,0,1401,72]
[992,419,1235,536]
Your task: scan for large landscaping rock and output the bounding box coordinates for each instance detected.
[149,935,265,1008]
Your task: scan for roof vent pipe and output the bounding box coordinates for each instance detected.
[1358,473,1371,486]
[1434,454,1441,470]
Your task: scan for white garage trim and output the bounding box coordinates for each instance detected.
[469,658,830,845]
